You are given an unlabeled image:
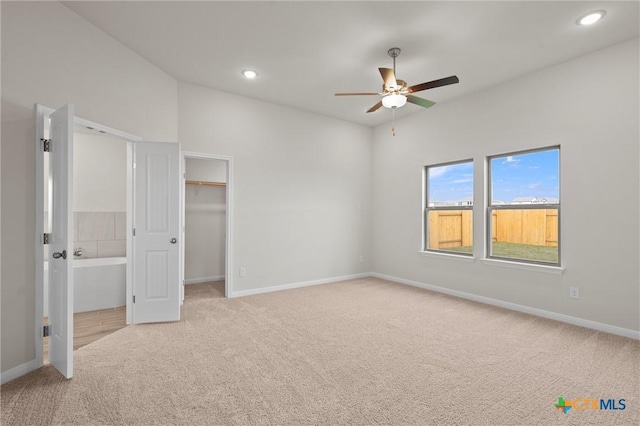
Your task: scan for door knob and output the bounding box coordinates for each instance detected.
[52,250,67,259]
[170,238,177,244]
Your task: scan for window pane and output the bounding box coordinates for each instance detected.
[490,149,559,205]
[426,161,474,254]
[490,208,558,263]
[428,162,474,207]
[427,210,473,254]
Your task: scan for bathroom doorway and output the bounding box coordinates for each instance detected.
[35,104,141,373]
[42,126,129,363]
[181,153,233,301]
[35,104,185,379]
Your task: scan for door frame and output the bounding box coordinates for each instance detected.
[181,151,234,298]
[34,104,141,368]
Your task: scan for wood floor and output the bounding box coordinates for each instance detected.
[43,306,126,363]
[43,281,225,363]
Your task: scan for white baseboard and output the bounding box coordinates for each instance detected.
[371,272,640,340]
[229,273,370,298]
[185,275,225,285]
[1,359,40,385]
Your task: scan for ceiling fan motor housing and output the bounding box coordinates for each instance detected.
[383,79,407,94]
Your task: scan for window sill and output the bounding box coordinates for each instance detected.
[480,258,564,274]
[418,251,475,262]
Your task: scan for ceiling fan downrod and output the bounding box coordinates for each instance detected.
[388,47,401,76]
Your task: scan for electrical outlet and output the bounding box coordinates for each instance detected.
[239,267,246,277]
[569,287,580,299]
[359,255,364,263]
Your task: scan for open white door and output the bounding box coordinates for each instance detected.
[48,104,74,378]
[180,156,186,304]
[133,142,181,323]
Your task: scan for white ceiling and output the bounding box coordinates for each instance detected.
[64,1,639,127]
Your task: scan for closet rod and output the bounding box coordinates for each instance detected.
[185,180,226,187]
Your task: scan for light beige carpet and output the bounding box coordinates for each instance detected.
[2,278,639,425]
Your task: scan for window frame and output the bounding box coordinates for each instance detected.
[423,159,474,256]
[487,146,561,266]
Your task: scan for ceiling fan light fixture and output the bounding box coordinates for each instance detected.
[241,69,258,79]
[577,10,606,26]
[382,94,407,109]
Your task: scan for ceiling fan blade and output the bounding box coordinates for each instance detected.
[407,95,436,109]
[366,101,383,113]
[408,76,459,93]
[335,92,381,96]
[379,68,398,90]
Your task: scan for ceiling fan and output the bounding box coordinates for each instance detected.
[335,47,459,113]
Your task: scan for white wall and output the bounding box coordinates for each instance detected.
[44,132,127,212]
[371,38,640,332]
[185,158,226,281]
[74,133,127,212]
[1,1,178,374]
[178,81,373,292]
[186,157,227,183]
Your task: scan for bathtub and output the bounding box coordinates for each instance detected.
[44,257,126,317]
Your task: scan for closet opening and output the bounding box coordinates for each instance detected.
[181,154,233,301]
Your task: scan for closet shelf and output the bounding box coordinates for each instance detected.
[185,180,226,187]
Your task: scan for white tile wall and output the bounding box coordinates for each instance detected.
[115,212,127,240]
[97,240,126,258]
[77,212,115,241]
[71,212,126,259]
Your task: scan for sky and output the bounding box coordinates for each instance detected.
[428,149,559,203]
[428,161,474,203]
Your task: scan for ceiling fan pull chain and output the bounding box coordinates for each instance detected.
[391,108,396,137]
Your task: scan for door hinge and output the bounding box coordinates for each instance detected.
[42,138,51,152]
[183,172,186,179]
[133,228,136,236]
[43,233,50,245]
[43,325,50,337]
[133,295,136,303]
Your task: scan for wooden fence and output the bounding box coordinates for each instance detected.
[492,209,558,247]
[428,210,473,250]
[428,209,558,250]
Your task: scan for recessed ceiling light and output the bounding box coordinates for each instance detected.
[577,10,606,26]
[241,70,258,79]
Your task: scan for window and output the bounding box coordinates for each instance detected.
[424,161,474,255]
[488,147,560,265]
